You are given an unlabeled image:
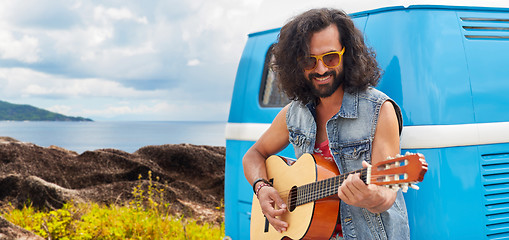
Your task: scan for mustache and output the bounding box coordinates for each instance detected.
[308,70,336,80]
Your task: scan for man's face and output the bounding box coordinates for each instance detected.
[303,24,344,98]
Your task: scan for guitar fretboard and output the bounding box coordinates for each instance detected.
[294,168,369,206]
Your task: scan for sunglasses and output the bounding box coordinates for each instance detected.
[300,48,345,71]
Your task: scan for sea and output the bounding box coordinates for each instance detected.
[0,121,226,154]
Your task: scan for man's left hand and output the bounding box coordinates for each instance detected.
[337,161,396,213]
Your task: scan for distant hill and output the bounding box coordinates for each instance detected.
[0,100,93,121]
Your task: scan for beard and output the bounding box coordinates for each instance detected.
[307,70,344,98]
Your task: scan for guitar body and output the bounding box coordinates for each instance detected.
[250,153,341,240]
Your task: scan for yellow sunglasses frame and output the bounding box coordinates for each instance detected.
[302,47,345,71]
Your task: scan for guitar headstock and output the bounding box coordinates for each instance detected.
[370,152,427,192]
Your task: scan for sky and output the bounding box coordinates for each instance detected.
[0,0,262,121]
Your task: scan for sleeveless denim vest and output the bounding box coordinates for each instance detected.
[286,87,410,240]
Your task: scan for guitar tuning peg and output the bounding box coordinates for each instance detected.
[410,184,420,190]
[387,185,402,192]
[400,183,409,193]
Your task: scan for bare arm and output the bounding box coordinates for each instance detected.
[243,105,291,186]
[338,101,400,213]
[242,105,291,232]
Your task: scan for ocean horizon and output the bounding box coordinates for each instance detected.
[0,121,226,154]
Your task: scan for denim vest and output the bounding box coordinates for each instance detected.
[286,87,410,240]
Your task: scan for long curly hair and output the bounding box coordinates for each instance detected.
[273,8,381,104]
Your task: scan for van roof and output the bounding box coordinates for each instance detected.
[250,0,509,34]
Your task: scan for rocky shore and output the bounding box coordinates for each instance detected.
[0,136,225,239]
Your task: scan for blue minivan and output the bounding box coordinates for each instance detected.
[225,1,509,239]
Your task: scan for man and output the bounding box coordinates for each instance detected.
[243,8,411,240]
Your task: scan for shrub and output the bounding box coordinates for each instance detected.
[1,171,224,239]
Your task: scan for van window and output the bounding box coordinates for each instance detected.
[259,46,290,107]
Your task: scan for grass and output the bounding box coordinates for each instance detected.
[1,171,225,239]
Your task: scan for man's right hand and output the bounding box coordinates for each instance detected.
[257,184,289,233]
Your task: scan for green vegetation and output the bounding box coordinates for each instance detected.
[1,171,224,239]
[0,100,92,121]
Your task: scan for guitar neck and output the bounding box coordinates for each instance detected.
[295,168,369,206]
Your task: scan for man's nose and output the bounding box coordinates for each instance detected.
[314,59,329,75]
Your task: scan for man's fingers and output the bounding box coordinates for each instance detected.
[273,192,287,211]
[265,214,288,232]
[350,173,367,189]
[339,173,366,204]
[261,203,288,233]
[258,187,289,233]
[362,160,371,168]
[261,189,287,213]
[338,174,354,201]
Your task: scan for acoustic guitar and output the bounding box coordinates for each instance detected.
[250,153,427,240]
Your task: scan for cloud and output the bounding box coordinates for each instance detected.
[187,59,201,66]
[0,0,263,121]
[0,31,40,63]
[0,68,166,99]
[74,100,230,121]
[0,0,81,29]
[94,5,148,24]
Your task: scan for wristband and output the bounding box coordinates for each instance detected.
[255,183,271,198]
[252,178,272,193]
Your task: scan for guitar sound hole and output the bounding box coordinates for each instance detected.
[288,186,298,212]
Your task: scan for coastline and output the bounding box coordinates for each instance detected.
[0,121,226,153]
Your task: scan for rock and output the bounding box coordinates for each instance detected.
[0,174,83,209]
[0,216,43,240]
[0,137,225,235]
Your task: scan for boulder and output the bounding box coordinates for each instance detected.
[0,216,43,240]
[0,137,225,234]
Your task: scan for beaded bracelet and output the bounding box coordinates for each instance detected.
[255,182,272,198]
[252,178,272,193]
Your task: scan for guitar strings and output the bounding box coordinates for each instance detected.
[273,168,370,204]
[271,168,403,206]
[275,168,369,195]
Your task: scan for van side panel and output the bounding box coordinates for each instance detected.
[457,11,509,239]
[479,143,509,239]
[365,9,475,126]
[224,140,255,240]
[401,147,484,239]
[365,8,509,239]
[458,11,509,123]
